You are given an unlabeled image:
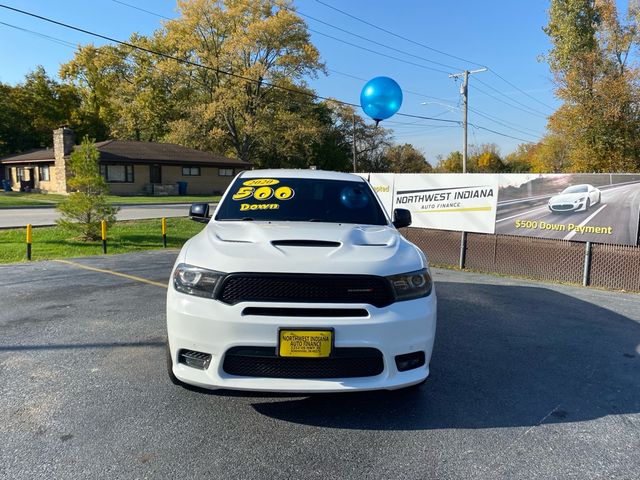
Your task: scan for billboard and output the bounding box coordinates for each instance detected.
[362,172,640,245]
[495,174,640,245]
[365,173,499,234]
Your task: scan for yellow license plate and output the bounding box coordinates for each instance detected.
[279,330,333,358]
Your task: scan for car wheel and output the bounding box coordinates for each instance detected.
[598,193,601,204]
[585,198,591,210]
[166,342,185,387]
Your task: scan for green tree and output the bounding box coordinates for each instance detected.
[56,137,118,240]
[544,0,640,172]
[383,143,432,173]
[160,0,324,162]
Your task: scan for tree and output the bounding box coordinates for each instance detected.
[468,143,504,172]
[0,67,87,155]
[435,151,463,172]
[160,0,324,163]
[56,137,119,240]
[503,143,535,172]
[383,143,432,173]
[544,0,640,172]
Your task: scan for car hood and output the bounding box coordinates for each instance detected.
[549,192,586,203]
[183,221,425,276]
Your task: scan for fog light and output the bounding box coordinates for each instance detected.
[178,349,212,370]
[395,351,425,372]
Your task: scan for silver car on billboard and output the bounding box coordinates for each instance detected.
[548,184,602,213]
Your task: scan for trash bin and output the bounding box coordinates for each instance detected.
[177,181,188,195]
[2,179,11,192]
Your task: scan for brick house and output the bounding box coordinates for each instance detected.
[0,128,251,195]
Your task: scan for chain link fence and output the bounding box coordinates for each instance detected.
[403,227,640,292]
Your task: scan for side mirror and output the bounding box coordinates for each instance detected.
[392,208,412,229]
[189,203,210,223]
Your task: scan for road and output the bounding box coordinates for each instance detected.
[0,204,211,229]
[1,251,639,479]
[496,182,640,244]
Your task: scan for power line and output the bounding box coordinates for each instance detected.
[293,7,462,72]
[475,78,550,117]
[0,20,77,49]
[488,68,555,111]
[108,0,544,140]
[0,4,540,145]
[110,0,172,20]
[313,0,555,118]
[308,27,450,74]
[472,83,548,119]
[468,106,543,138]
[313,0,486,68]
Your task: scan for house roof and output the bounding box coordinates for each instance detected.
[0,140,250,168]
[0,149,55,164]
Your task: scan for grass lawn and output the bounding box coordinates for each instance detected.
[0,218,206,263]
[0,192,67,207]
[0,191,220,208]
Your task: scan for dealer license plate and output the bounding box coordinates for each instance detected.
[279,329,333,358]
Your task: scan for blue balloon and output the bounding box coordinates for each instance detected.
[360,76,403,122]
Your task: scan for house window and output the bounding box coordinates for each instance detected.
[218,168,234,176]
[101,164,134,183]
[182,166,201,176]
[38,165,50,182]
[16,167,26,182]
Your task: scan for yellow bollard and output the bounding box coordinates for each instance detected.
[161,217,167,248]
[26,224,32,260]
[101,220,107,254]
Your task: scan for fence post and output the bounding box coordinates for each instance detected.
[582,241,592,286]
[26,224,32,261]
[161,217,167,248]
[101,220,107,254]
[459,231,467,269]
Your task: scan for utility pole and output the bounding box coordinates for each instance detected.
[448,68,486,270]
[448,68,486,173]
[352,112,357,173]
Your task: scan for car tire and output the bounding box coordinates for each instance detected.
[166,342,185,387]
[598,193,601,204]
[586,198,591,210]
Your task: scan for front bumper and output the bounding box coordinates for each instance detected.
[166,287,437,392]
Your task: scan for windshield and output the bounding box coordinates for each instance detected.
[215,177,388,225]
[562,185,589,193]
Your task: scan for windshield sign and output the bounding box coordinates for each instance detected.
[215,177,388,225]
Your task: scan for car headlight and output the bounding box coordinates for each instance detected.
[576,196,586,202]
[387,268,432,301]
[173,263,225,298]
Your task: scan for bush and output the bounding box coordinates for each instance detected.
[56,136,118,240]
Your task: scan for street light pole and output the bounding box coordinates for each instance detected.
[448,68,487,173]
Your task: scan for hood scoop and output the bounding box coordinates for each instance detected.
[271,240,341,247]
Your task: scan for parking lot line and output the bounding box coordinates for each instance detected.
[54,259,168,288]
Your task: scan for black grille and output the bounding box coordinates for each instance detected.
[216,273,394,307]
[241,307,369,317]
[222,347,384,379]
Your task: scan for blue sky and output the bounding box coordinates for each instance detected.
[0,0,558,162]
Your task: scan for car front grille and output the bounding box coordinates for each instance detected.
[551,204,575,211]
[222,346,384,379]
[216,273,394,307]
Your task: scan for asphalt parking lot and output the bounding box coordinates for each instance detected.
[1,250,639,479]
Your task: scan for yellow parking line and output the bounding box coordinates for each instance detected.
[54,259,167,289]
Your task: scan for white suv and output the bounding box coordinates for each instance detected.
[166,169,437,392]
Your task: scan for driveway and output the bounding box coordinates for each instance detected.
[1,251,639,479]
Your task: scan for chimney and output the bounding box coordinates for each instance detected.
[52,127,75,194]
[53,127,74,160]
